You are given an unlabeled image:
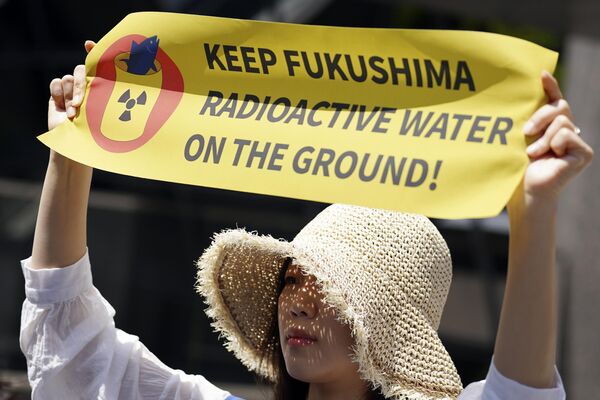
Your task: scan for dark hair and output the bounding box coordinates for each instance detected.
[255,258,388,400]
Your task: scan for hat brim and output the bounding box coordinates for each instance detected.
[195,228,295,380]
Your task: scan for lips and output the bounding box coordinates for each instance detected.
[286,328,317,346]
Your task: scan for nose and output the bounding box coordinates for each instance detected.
[289,292,317,319]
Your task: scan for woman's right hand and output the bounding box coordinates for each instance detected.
[48,40,96,130]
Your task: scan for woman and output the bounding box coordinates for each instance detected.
[20,40,593,399]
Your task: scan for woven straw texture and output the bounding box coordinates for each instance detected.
[196,204,463,399]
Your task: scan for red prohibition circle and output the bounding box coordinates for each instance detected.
[86,35,184,153]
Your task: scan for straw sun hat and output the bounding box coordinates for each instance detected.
[196,204,463,399]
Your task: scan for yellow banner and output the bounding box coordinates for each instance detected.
[39,12,558,219]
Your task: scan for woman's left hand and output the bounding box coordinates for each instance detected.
[510,71,594,208]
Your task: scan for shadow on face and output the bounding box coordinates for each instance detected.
[277,262,359,384]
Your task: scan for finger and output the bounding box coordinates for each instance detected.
[541,71,563,103]
[527,114,575,157]
[549,127,594,167]
[549,127,577,157]
[84,40,96,53]
[49,78,65,110]
[523,98,573,135]
[61,74,75,118]
[72,65,86,106]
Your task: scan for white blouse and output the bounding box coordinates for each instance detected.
[20,250,566,400]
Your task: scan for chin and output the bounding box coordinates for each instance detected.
[286,365,320,383]
[284,358,331,383]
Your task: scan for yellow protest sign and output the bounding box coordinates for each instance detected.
[38,12,557,219]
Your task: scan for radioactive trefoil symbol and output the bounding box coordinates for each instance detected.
[117,89,147,121]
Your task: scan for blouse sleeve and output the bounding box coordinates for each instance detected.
[459,357,566,400]
[19,250,240,400]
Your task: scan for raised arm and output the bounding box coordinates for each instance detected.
[22,40,238,400]
[31,40,96,269]
[493,71,594,387]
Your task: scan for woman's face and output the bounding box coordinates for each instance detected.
[277,263,360,384]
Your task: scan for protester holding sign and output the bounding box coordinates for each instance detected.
[20,23,593,400]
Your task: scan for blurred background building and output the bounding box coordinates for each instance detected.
[1,0,598,398]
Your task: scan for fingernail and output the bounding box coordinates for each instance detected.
[73,95,80,105]
[67,107,76,118]
[523,121,535,134]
